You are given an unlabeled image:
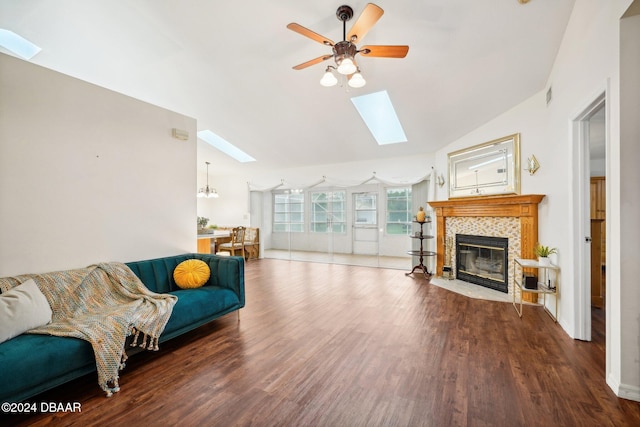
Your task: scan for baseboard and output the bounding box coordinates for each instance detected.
[608,373,640,402]
[617,384,640,402]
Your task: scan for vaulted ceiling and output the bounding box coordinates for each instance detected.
[0,0,575,175]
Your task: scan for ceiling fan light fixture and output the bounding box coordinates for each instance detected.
[337,56,357,75]
[320,68,338,87]
[288,4,408,87]
[348,71,366,88]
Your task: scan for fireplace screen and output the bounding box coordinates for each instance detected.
[455,234,508,293]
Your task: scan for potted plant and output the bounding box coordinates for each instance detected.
[535,244,557,266]
[197,216,209,233]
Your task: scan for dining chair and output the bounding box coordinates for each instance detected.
[218,226,246,258]
[244,227,259,260]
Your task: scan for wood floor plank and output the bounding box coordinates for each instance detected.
[2,259,639,426]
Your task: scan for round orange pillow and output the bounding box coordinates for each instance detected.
[173,259,210,289]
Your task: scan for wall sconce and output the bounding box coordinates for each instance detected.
[172,128,189,140]
[437,173,445,187]
[524,155,540,175]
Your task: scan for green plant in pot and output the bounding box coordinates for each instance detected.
[535,243,557,265]
[197,216,209,232]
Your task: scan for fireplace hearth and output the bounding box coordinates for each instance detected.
[456,234,508,293]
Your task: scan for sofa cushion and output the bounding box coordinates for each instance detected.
[162,286,241,337]
[173,259,210,289]
[0,334,94,402]
[0,279,53,344]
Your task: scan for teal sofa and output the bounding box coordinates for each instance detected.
[0,253,245,403]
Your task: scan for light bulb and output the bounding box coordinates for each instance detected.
[348,72,366,88]
[320,70,338,87]
[337,57,356,75]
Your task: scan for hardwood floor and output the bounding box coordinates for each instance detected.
[3,259,639,426]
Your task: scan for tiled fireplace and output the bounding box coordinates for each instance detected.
[429,194,544,301]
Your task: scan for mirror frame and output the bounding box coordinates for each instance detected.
[448,133,521,198]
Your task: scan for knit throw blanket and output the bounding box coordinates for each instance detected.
[0,262,177,397]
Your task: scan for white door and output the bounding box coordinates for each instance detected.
[352,192,379,255]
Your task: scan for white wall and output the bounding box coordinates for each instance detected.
[197,172,250,229]
[431,0,638,401]
[619,8,640,402]
[0,53,197,276]
[590,158,606,176]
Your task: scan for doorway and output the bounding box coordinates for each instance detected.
[588,103,607,345]
[572,90,607,342]
[352,192,379,255]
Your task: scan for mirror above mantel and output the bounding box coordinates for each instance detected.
[448,133,521,198]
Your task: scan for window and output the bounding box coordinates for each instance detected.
[311,191,346,233]
[273,192,304,232]
[386,187,412,234]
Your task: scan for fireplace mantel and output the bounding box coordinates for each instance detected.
[428,194,545,277]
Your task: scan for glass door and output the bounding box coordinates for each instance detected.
[352,192,379,262]
[271,191,304,261]
[310,190,346,263]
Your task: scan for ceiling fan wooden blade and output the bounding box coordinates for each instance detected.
[287,23,334,47]
[347,3,384,43]
[359,45,409,58]
[292,55,333,70]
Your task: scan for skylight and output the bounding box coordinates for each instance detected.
[350,90,407,145]
[197,130,256,163]
[0,29,41,60]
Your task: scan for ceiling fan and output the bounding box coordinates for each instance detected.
[287,3,409,88]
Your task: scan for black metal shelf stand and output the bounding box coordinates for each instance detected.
[406,220,436,279]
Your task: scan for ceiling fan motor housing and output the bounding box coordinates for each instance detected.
[333,41,358,65]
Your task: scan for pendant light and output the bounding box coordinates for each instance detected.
[197,162,219,198]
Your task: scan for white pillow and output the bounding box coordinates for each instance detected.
[0,278,53,344]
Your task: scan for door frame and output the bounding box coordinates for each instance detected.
[570,86,608,341]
